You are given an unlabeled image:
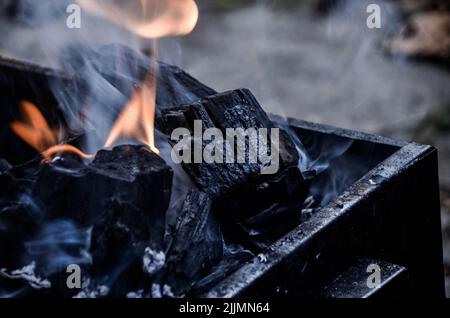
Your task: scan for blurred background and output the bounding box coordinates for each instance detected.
[180,0,450,296]
[0,0,449,296]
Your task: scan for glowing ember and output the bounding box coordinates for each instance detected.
[10,101,92,162]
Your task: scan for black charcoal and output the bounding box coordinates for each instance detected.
[158,89,300,197]
[158,190,223,296]
[32,145,173,276]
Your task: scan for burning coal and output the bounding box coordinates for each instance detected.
[10,0,200,160]
[0,0,372,299]
[170,120,280,175]
[76,0,200,154]
[104,68,160,154]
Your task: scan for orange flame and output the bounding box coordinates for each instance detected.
[79,0,199,153]
[11,1,199,161]
[77,0,199,39]
[10,101,58,152]
[10,101,92,162]
[104,59,160,154]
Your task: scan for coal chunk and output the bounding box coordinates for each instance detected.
[215,167,315,251]
[32,145,173,277]
[199,89,298,171]
[157,89,300,197]
[157,190,223,296]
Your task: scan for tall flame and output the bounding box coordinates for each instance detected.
[104,51,159,154]
[11,1,199,161]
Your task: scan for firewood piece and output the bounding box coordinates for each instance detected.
[32,145,173,276]
[157,89,300,197]
[158,189,223,296]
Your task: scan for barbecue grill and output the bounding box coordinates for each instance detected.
[0,55,445,298]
